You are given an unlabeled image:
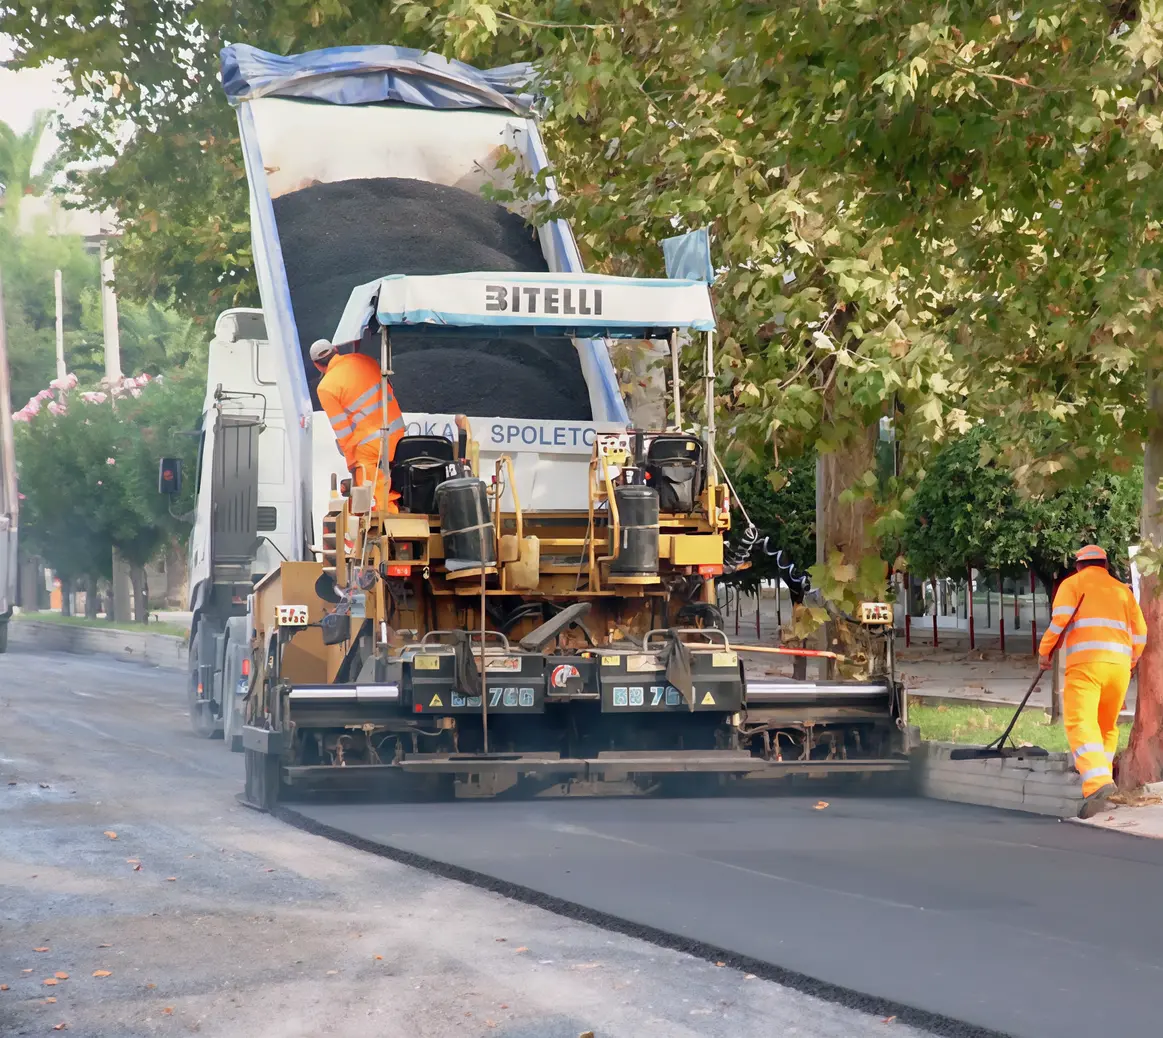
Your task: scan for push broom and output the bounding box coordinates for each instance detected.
[948,596,1084,760]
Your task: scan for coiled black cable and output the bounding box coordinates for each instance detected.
[723,524,811,598]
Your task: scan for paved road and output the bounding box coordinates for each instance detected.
[0,649,926,1038]
[294,788,1163,1038]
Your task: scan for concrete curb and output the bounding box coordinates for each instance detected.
[8,619,187,669]
[919,741,1083,817]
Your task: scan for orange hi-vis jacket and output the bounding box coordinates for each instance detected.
[1038,566,1147,671]
[316,353,405,471]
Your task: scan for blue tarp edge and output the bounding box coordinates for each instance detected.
[220,43,532,113]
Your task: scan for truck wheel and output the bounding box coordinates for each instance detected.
[187,630,219,739]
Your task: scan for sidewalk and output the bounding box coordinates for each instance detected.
[899,647,1138,719]
[1074,786,1163,839]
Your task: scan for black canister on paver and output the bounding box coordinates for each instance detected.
[609,485,660,577]
[436,478,497,573]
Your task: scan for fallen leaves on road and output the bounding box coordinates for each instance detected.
[21,969,33,974]
[162,1007,173,1015]
[485,1020,497,1029]
[43,978,58,986]
[132,864,142,871]
[52,1022,67,1030]
[54,972,69,980]
[126,859,139,865]
[325,970,338,976]
[0,984,8,991]
[579,1032,596,1038]
[715,961,725,967]
[570,963,602,971]
[883,1016,897,1024]
[514,946,529,953]
[39,783,50,789]
[814,801,829,810]
[93,971,112,978]
[43,997,56,1003]
[34,947,49,953]
[146,983,156,990]
[98,944,111,949]
[165,877,176,882]
[373,955,383,961]
[744,974,756,980]
[495,937,506,943]
[103,831,117,840]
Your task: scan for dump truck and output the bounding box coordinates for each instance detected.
[199,44,909,807]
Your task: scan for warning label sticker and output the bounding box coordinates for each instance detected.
[429,693,443,707]
[700,691,716,706]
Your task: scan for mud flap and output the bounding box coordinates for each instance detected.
[238,726,286,811]
[239,749,280,811]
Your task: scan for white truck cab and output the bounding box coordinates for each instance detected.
[186,308,295,744]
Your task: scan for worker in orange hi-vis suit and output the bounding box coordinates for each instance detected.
[1038,545,1147,818]
[311,339,406,513]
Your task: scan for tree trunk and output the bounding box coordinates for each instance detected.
[19,555,41,612]
[85,575,100,620]
[815,420,879,677]
[165,539,187,607]
[60,577,72,617]
[1120,372,1163,788]
[129,564,149,624]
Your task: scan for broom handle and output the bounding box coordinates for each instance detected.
[988,594,1085,750]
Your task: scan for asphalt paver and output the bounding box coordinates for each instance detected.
[291,793,1163,1038]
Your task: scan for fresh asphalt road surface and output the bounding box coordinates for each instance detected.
[1,648,924,1038]
[295,781,1163,1038]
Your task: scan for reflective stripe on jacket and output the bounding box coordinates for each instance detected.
[316,353,405,468]
[1038,567,1147,670]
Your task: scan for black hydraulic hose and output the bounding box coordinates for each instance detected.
[723,523,811,598]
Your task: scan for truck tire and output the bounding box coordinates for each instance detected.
[187,627,220,739]
[222,617,249,753]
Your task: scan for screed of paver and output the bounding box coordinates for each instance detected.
[0,648,929,1038]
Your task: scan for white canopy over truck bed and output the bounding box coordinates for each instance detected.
[221,44,632,558]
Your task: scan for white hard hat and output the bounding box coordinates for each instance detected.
[310,338,337,362]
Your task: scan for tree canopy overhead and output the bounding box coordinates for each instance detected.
[5,2,1160,483]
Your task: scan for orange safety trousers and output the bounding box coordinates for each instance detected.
[1063,660,1129,797]
[351,443,397,514]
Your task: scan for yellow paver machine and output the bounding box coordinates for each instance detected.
[239,271,909,807]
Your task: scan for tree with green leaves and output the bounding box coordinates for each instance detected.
[1,225,208,407]
[0,110,62,207]
[904,425,1143,592]
[13,368,202,620]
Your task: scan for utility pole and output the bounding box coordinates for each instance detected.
[53,269,66,382]
[99,237,131,621]
[99,241,122,384]
[0,267,21,631]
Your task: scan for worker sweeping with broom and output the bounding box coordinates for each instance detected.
[1039,545,1147,818]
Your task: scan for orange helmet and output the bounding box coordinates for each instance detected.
[1076,544,1108,563]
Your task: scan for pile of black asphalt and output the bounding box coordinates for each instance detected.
[273,177,591,420]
